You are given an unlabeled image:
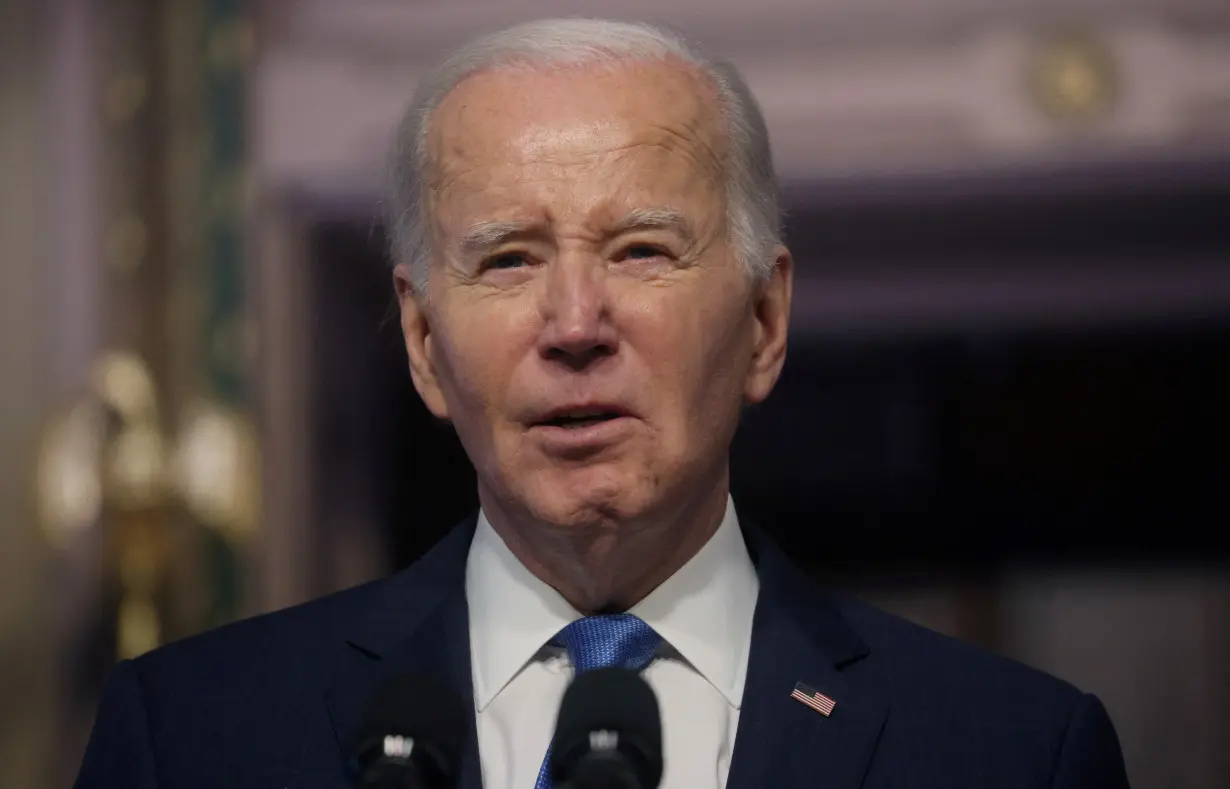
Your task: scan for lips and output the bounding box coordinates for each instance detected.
[531,404,633,430]
[527,403,637,453]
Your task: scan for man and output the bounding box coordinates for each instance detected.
[76,18,1129,789]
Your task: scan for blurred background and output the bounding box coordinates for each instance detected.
[2,0,1229,786]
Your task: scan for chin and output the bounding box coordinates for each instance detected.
[520,462,658,530]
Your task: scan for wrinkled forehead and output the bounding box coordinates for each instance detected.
[425,60,728,195]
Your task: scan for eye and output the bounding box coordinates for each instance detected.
[483,252,529,271]
[618,244,670,262]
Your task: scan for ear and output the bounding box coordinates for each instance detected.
[744,245,793,404]
[393,263,451,420]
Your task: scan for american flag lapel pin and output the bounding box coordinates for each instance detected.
[790,681,836,717]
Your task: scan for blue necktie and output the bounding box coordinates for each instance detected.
[533,614,662,789]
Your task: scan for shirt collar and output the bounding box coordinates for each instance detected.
[464,495,758,712]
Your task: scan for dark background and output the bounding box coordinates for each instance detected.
[307,178,1230,585]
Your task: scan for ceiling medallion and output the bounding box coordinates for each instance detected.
[1026,30,1120,124]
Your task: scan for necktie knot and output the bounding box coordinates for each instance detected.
[554,613,662,675]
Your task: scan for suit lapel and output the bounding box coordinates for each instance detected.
[324,516,483,789]
[321,514,887,789]
[727,525,889,789]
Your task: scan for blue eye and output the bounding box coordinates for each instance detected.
[486,253,528,270]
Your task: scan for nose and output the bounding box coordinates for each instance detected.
[537,256,619,369]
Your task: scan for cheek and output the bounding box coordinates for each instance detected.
[432,324,503,420]
[433,300,540,419]
[628,287,753,433]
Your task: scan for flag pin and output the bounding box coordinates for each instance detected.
[790,681,836,717]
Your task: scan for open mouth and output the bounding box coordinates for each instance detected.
[538,409,626,429]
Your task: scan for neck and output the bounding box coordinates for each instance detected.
[480,477,730,614]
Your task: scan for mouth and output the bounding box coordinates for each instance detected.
[534,407,630,430]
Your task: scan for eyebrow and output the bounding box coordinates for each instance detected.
[609,207,695,241]
[457,207,696,257]
[459,220,534,257]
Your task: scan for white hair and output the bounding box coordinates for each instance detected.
[385,17,782,296]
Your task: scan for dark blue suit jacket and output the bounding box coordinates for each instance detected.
[75,516,1130,788]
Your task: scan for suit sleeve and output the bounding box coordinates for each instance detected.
[74,659,159,789]
[1049,693,1130,789]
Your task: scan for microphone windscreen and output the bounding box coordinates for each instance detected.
[347,672,467,788]
[550,667,663,789]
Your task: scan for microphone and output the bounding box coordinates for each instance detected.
[346,672,466,789]
[549,667,663,789]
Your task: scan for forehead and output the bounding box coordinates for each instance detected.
[426,60,726,220]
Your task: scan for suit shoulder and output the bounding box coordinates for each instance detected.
[130,574,387,689]
[129,525,473,689]
[833,595,1085,722]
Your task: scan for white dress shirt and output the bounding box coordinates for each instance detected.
[465,495,759,789]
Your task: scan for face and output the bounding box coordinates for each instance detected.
[396,60,792,534]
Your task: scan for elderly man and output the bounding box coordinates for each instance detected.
[76,18,1129,789]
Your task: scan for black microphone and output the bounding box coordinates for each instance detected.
[346,672,466,789]
[549,667,663,789]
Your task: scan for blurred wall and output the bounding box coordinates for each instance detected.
[0,0,57,785]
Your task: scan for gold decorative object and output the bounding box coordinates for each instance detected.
[173,399,260,544]
[34,400,108,549]
[117,597,161,660]
[61,0,259,664]
[105,422,168,511]
[35,346,261,657]
[91,350,160,424]
[1026,31,1120,123]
